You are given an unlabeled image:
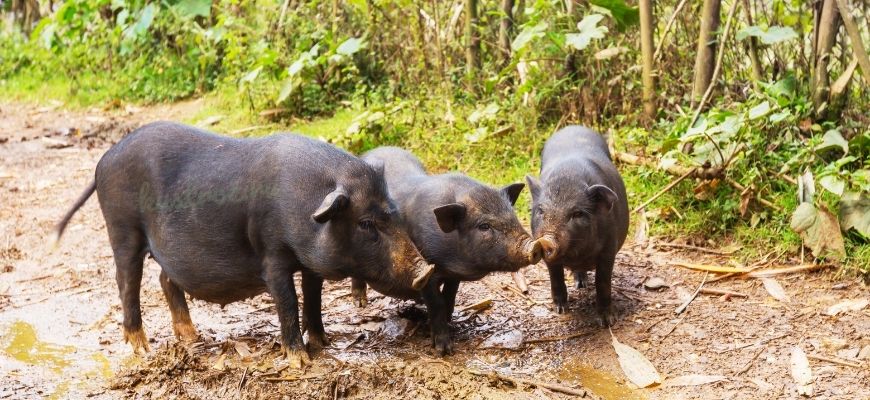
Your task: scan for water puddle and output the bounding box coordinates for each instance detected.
[558,359,644,400]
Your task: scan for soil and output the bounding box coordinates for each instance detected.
[1,101,868,400]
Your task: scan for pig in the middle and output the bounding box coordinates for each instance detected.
[352,147,544,355]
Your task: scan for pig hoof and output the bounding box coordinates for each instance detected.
[432,335,453,356]
[282,346,311,369]
[124,327,150,353]
[553,302,568,314]
[172,321,200,343]
[597,304,617,327]
[351,291,368,308]
[307,332,331,351]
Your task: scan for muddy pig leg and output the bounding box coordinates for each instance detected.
[547,262,568,314]
[263,255,309,368]
[108,228,149,353]
[573,269,588,289]
[441,279,460,318]
[595,253,617,327]
[158,271,199,342]
[302,270,329,352]
[421,278,453,356]
[350,277,368,307]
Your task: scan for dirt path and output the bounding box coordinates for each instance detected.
[1,101,868,400]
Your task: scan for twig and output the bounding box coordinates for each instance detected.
[746,264,833,278]
[511,271,529,294]
[688,0,741,129]
[461,298,493,313]
[656,242,738,255]
[632,169,694,214]
[238,366,248,393]
[675,272,708,314]
[808,354,864,369]
[653,0,690,61]
[723,332,790,353]
[660,312,688,340]
[229,125,268,136]
[467,369,586,397]
[484,281,524,309]
[502,284,539,306]
[700,288,748,298]
[736,347,765,375]
[725,178,783,212]
[524,330,595,344]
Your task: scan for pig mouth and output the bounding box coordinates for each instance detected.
[411,259,435,291]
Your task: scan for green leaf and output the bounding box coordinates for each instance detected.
[767,76,797,98]
[819,175,845,196]
[840,192,870,239]
[737,25,798,45]
[277,78,298,104]
[239,66,262,85]
[336,37,365,56]
[134,4,157,36]
[566,14,608,51]
[769,110,791,123]
[815,129,849,154]
[747,101,770,120]
[511,22,548,52]
[175,0,212,18]
[589,0,639,30]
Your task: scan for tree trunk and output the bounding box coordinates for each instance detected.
[836,0,870,84]
[498,0,515,65]
[812,0,840,117]
[466,0,481,80]
[739,0,763,82]
[691,0,721,107]
[639,0,656,119]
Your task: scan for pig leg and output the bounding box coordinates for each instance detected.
[421,279,453,356]
[108,229,149,353]
[350,278,368,307]
[547,262,569,314]
[158,271,199,342]
[441,279,460,318]
[301,270,329,352]
[263,256,309,368]
[573,270,588,289]
[595,253,617,327]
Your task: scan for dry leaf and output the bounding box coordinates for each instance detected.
[790,203,846,262]
[234,341,253,358]
[664,374,726,387]
[643,277,669,290]
[760,277,790,302]
[634,208,649,246]
[790,346,813,396]
[612,335,661,388]
[673,262,749,274]
[824,298,869,316]
[212,353,227,371]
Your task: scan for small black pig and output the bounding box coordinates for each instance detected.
[526,126,629,326]
[54,122,434,368]
[352,147,544,355]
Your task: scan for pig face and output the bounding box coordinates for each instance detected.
[429,183,542,280]
[311,164,433,292]
[525,175,617,264]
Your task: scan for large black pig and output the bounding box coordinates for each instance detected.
[352,147,544,355]
[526,126,629,326]
[54,122,434,368]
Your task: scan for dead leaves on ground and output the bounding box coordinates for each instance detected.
[611,333,661,388]
[790,346,814,397]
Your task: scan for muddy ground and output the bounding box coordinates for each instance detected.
[1,101,868,400]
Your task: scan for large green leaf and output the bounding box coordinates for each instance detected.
[815,129,849,155]
[589,0,639,30]
[840,192,870,240]
[175,0,212,18]
[511,22,548,52]
[747,101,771,120]
[566,14,607,51]
[336,37,365,56]
[737,26,798,45]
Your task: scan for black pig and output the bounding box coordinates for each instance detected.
[352,147,544,355]
[526,126,629,326]
[54,122,434,368]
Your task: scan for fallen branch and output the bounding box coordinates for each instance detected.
[229,125,269,135]
[656,242,739,255]
[468,369,587,397]
[700,288,748,298]
[675,272,708,314]
[673,262,749,274]
[808,354,864,369]
[632,169,694,214]
[524,330,595,344]
[746,264,833,278]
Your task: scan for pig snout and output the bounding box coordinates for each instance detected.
[412,258,436,290]
[524,238,544,264]
[536,234,558,262]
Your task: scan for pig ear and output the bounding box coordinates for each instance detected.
[525,175,542,199]
[585,184,617,214]
[432,203,467,233]
[501,183,525,205]
[312,188,350,223]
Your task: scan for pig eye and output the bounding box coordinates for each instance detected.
[477,223,491,231]
[534,206,544,215]
[571,211,586,220]
[358,220,375,231]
